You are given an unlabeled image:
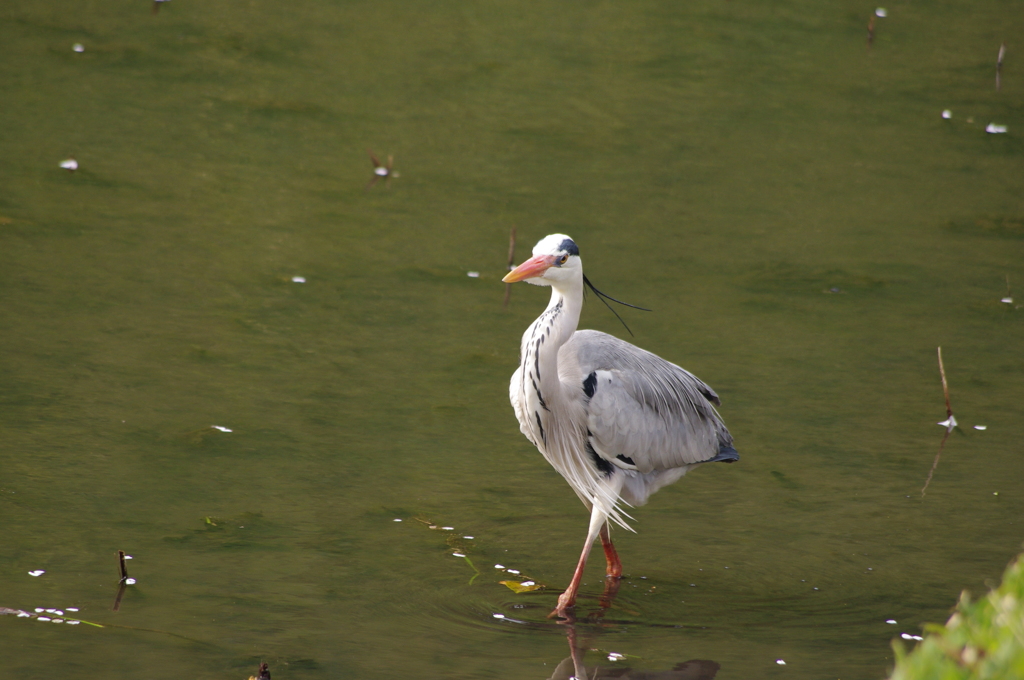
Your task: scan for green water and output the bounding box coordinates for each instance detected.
[2,1,1022,678]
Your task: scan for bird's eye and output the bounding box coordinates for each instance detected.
[558,255,569,265]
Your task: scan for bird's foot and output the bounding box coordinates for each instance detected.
[547,593,576,621]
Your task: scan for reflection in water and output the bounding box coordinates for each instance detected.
[545,578,720,680]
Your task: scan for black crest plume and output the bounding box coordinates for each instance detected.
[582,274,651,337]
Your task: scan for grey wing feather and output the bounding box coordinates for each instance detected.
[566,329,733,474]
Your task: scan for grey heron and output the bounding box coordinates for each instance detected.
[502,234,739,619]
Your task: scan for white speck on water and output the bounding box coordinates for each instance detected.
[38,617,51,622]
[34,608,44,613]
[986,123,1008,134]
[125,578,136,585]
[942,110,952,119]
[494,564,505,569]
[73,43,84,52]
[938,416,957,430]
[124,556,132,560]
[374,167,389,176]
[59,159,78,171]
[393,518,402,522]
[875,7,887,16]
[507,569,520,575]
[212,425,232,432]
[975,425,987,430]
[1001,297,1013,304]
[17,612,31,618]
[28,570,45,577]
[45,609,57,614]
[67,620,80,625]
[452,552,466,558]
[463,536,474,539]
[442,526,454,531]
[994,492,999,496]
[814,587,819,591]
[52,619,63,623]
[690,583,696,587]
[492,613,505,619]
[887,619,897,624]
[67,608,79,612]
[291,276,306,283]
[901,633,924,641]
[467,271,480,278]
[54,610,63,616]
[868,568,873,571]
[521,581,535,586]
[607,653,625,662]
[776,659,787,665]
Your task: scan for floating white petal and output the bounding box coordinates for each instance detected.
[886,619,897,624]
[17,612,31,618]
[986,124,1008,134]
[975,425,987,431]
[507,569,520,575]
[67,620,80,625]
[521,580,535,586]
[942,110,952,119]
[452,552,466,558]
[494,564,505,569]
[374,167,389,176]
[291,276,306,283]
[73,43,84,53]
[212,425,232,432]
[441,526,454,531]
[1002,297,1013,304]
[38,617,51,622]
[393,518,402,522]
[467,271,480,278]
[607,653,625,662]
[492,613,505,619]
[59,159,78,171]
[124,556,132,560]
[125,578,136,585]
[34,608,44,613]
[776,659,786,665]
[52,619,63,623]
[463,536,474,539]
[28,570,45,577]
[875,7,887,16]
[938,416,957,430]
[67,608,79,612]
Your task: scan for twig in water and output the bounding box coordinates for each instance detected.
[504,226,517,308]
[923,347,957,496]
[997,43,1006,91]
[118,550,129,582]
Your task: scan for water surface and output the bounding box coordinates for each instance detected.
[2,1,1022,678]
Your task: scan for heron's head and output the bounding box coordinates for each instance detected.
[502,234,581,287]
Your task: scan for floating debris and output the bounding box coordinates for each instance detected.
[72,43,84,53]
[291,276,306,283]
[366,149,398,190]
[942,110,952,119]
[38,617,51,622]
[887,619,898,624]
[901,633,924,641]
[27,570,45,577]
[938,415,958,430]
[393,518,402,522]
[211,425,232,433]
[66,620,80,625]
[494,564,505,569]
[875,7,887,17]
[125,578,136,585]
[776,659,787,665]
[607,653,626,662]
[506,569,520,575]
[986,124,1008,134]
[452,552,466,558]
[441,526,454,531]
[462,535,473,539]
[975,425,987,431]
[467,272,480,278]
[492,613,505,619]
[67,608,79,612]
[59,158,77,172]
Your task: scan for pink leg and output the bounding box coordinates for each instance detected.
[550,538,594,619]
[599,524,622,579]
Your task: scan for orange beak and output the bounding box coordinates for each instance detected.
[503,254,556,283]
